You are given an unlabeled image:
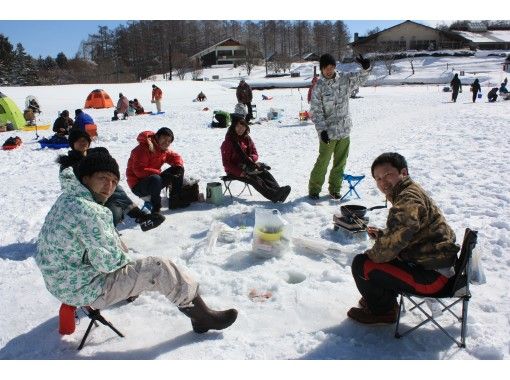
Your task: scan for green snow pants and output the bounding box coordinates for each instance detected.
[308,137,350,195]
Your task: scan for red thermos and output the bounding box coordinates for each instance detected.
[59,304,76,335]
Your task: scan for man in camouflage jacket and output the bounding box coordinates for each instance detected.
[308,53,371,199]
[347,152,460,324]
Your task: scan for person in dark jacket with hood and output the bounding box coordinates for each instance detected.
[53,110,74,136]
[450,73,462,102]
[470,79,481,103]
[57,129,165,232]
[236,80,253,122]
[220,115,291,203]
[347,153,460,325]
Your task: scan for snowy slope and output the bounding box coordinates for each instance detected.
[0,55,509,360]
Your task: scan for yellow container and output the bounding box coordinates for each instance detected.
[255,228,283,241]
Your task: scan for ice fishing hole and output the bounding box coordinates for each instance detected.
[284,270,307,284]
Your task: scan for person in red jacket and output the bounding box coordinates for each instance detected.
[220,115,291,203]
[127,127,188,213]
[151,84,163,113]
[307,75,319,103]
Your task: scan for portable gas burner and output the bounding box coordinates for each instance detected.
[333,213,368,233]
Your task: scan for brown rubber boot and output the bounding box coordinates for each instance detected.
[179,295,238,333]
[347,303,398,325]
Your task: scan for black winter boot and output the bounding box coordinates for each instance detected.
[128,207,165,231]
[179,295,238,333]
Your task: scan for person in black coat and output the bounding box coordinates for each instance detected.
[450,74,462,102]
[53,110,74,136]
[487,87,499,102]
[471,79,481,103]
[57,129,165,231]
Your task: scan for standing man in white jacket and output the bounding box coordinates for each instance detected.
[308,53,371,200]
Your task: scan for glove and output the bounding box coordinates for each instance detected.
[355,54,370,70]
[320,131,330,144]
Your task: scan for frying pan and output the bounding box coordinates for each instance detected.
[340,204,387,219]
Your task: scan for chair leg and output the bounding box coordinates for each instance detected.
[394,294,405,338]
[394,295,466,348]
[222,180,233,199]
[78,308,124,350]
[460,297,469,348]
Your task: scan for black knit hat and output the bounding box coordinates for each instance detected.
[77,151,120,181]
[68,128,91,148]
[319,53,336,71]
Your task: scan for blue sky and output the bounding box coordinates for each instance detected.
[0,20,414,59]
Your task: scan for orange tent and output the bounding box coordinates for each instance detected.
[84,89,114,109]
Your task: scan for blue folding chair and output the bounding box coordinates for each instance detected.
[341,174,365,201]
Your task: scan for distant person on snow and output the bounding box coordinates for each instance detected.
[133,98,145,114]
[347,152,460,324]
[196,91,207,102]
[470,79,481,103]
[450,73,462,102]
[112,93,129,120]
[308,53,371,200]
[236,79,253,122]
[57,129,165,232]
[220,115,291,203]
[28,98,41,114]
[53,110,74,136]
[73,109,94,132]
[487,87,499,103]
[36,151,237,334]
[23,108,36,126]
[500,82,508,93]
[307,75,319,103]
[151,84,163,113]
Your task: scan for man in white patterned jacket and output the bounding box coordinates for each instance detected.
[308,53,371,200]
[36,150,237,334]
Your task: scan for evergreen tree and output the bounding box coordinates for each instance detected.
[56,52,68,69]
[0,34,15,84]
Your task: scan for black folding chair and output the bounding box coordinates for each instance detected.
[78,307,124,350]
[221,175,252,199]
[394,228,478,348]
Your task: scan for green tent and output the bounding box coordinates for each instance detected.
[0,92,26,130]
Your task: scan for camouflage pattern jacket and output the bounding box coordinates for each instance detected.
[310,68,370,140]
[365,177,460,270]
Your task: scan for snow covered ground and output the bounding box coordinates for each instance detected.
[0,55,509,363]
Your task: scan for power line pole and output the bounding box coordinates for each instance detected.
[168,43,173,80]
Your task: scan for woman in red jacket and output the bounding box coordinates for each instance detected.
[220,116,291,203]
[127,127,187,213]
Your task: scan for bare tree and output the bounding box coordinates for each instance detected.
[380,52,397,75]
[408,55,415,75]
[191,58,203,80]
[173,52,190,80]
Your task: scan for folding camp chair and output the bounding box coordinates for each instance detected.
[221,175,252,199]
[78,307,124,350]
[58,303,124,350]
[394,228,478,348]
[340,174,365,201]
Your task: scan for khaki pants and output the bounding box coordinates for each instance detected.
[155,99,162,112]
[90,256,198,309]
